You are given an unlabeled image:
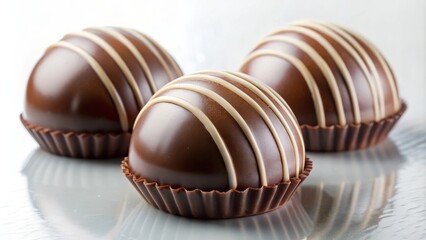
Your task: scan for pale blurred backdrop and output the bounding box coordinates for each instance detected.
[2,0,425,130]
[0,1,425,239]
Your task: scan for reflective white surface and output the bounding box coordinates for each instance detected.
[1,1,426,239]
[1,128,424,240]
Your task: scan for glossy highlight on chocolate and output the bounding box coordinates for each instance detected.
[240,19,406,151]
[122,70,312,218]
[21,27,183,158]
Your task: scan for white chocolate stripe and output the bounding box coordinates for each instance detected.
[139,32,183,77]
[158,83,268,186]
[265,84,306,164]
[124,28,175,81]
[176,73,292,181]
[50,41,129,131]
[349,29,401,111]
[251,35,344,127]
[272,25,361,124]
[194,70,300,178]
[141,96,237,189]
[228,71,306,171]
[213,70,305,177]
[314,21,386,118]
[293,21,383,120]
[68,31,145,108]
[254,34,338,108]
[267,85,298,121]
[241,49,328,127]
[227,71,302,130]
[90,27,158,94]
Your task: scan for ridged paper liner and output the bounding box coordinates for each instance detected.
[301,102,407,152]
[21,115,131,159]
[121,158,313,219]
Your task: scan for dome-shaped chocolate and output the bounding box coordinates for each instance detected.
[240,20,406,151]
[122,70,312,218]
[21,27,183,158]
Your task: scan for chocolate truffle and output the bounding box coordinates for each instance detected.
[21,27,183,158]
[122,70,312,218]
[240,20,406,151]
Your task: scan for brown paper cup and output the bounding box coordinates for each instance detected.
[301,102,406,152]
[21,115,131,159]
[121,158,313,219]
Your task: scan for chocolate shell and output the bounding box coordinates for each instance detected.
[123,70,312,218]
[240,19,405,151]
[21,27,183,158]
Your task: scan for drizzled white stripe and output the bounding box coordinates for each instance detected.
[240,47,327,127]
[251,34,353,125]
[313,21,386,118]
[171,74,292,181]
[68,31,145,108]
[137,32,183,77]
[89,27,158,94]
[292,20,382,121]
[140,96,237,189]
[228,72,305,175]
[348,29,401,111]
[158,83,268,186]
[124,28,176,82]
[133,71,306,183]
[270,25,362,124]
[228,71,306,171]
[196,71,304,177]
[49,41,129,131]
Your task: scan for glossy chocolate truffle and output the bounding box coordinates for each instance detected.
[21,27,183,158]
[122,70,312,218]
[240,20,405,151]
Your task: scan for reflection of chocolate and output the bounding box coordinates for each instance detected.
[306,139,403,182]
[362,127,426,239]
[299,140,402,239]
[21,27,183,158]
[240,19,405,151]
[301,175,396,239]
[119,195,313,240]
[22,150,134,238]
[123,70,312,218]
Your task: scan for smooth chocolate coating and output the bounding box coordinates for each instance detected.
[128,70,305,191]
[23,27,182,133]
[240,20,402,127]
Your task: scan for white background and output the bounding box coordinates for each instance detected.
[1,0,425,130]
[0,1,425,239]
